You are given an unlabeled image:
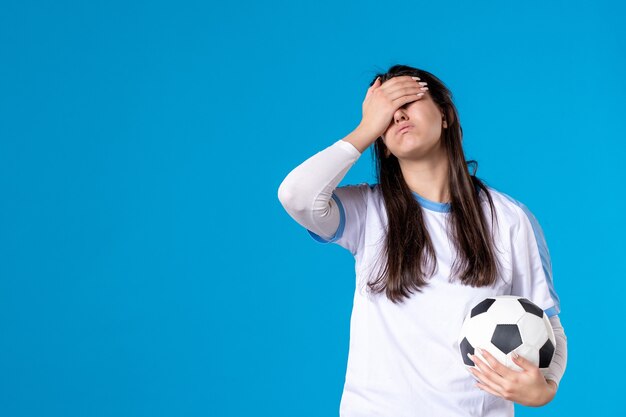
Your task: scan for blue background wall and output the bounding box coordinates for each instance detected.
[1,0,624,415]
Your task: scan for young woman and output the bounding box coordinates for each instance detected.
[277,64,567,417]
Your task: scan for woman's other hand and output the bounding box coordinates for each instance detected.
[466,347,558,407]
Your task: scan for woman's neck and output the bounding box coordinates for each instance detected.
[398,148,450,203]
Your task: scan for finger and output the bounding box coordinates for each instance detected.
[369,77,381,89]
[391,93,425,110]
[365,78,378,99]
[467,364,505,398]
[386,80,428,105]
[478,348,515,379]
[386,85,426,101]
[467,365,484,382]
[379,75,422,92]
[467,354,490,385]
[511,351,533,371]
[468,351,507,388]
[475,382,503,399]
[467,366,494,390]
[374,76,427,109]
[383,79,426,96]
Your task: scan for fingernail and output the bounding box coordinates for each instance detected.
[512,352,519,359]
[476,348,482,355]
[411,76,421,80]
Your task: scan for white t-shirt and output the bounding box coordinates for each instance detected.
[306,182,561,417]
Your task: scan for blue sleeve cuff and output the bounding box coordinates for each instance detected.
[544,306,559,318]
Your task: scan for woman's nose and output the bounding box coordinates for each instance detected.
[394,110,408,123]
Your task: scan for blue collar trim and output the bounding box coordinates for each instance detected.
[411,191,451,213]
[411,183,481,213]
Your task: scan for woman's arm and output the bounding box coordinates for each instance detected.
[277,136,362,239]
[544,314,568,390]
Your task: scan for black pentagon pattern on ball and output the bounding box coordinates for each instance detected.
[471,298,496,318]
[517,298,544,318]
[538,338,555,368]
[460,337,475,366]
[491,324,522,354]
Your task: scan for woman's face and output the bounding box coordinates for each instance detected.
[381,88,447,160]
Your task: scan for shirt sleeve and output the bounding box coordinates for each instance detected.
[277,138,363,244]
[307,183,369,257]
[543,315,567,389]
[510,202,561,318]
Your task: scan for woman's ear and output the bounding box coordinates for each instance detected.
[441,107,454,128]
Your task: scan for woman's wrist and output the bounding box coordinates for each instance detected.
[342,125,379,154]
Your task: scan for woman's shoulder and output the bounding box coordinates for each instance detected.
[334,182,382,207]
[337,182,379,193]
[482,184,535,226]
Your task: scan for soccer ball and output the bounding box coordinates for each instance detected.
[458,295,556,375]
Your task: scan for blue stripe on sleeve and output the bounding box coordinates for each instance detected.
[497,190,561,315]
[544,306,559,318]
[307,193,346,243]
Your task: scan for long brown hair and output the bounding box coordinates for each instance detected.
[367,64,503,304]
